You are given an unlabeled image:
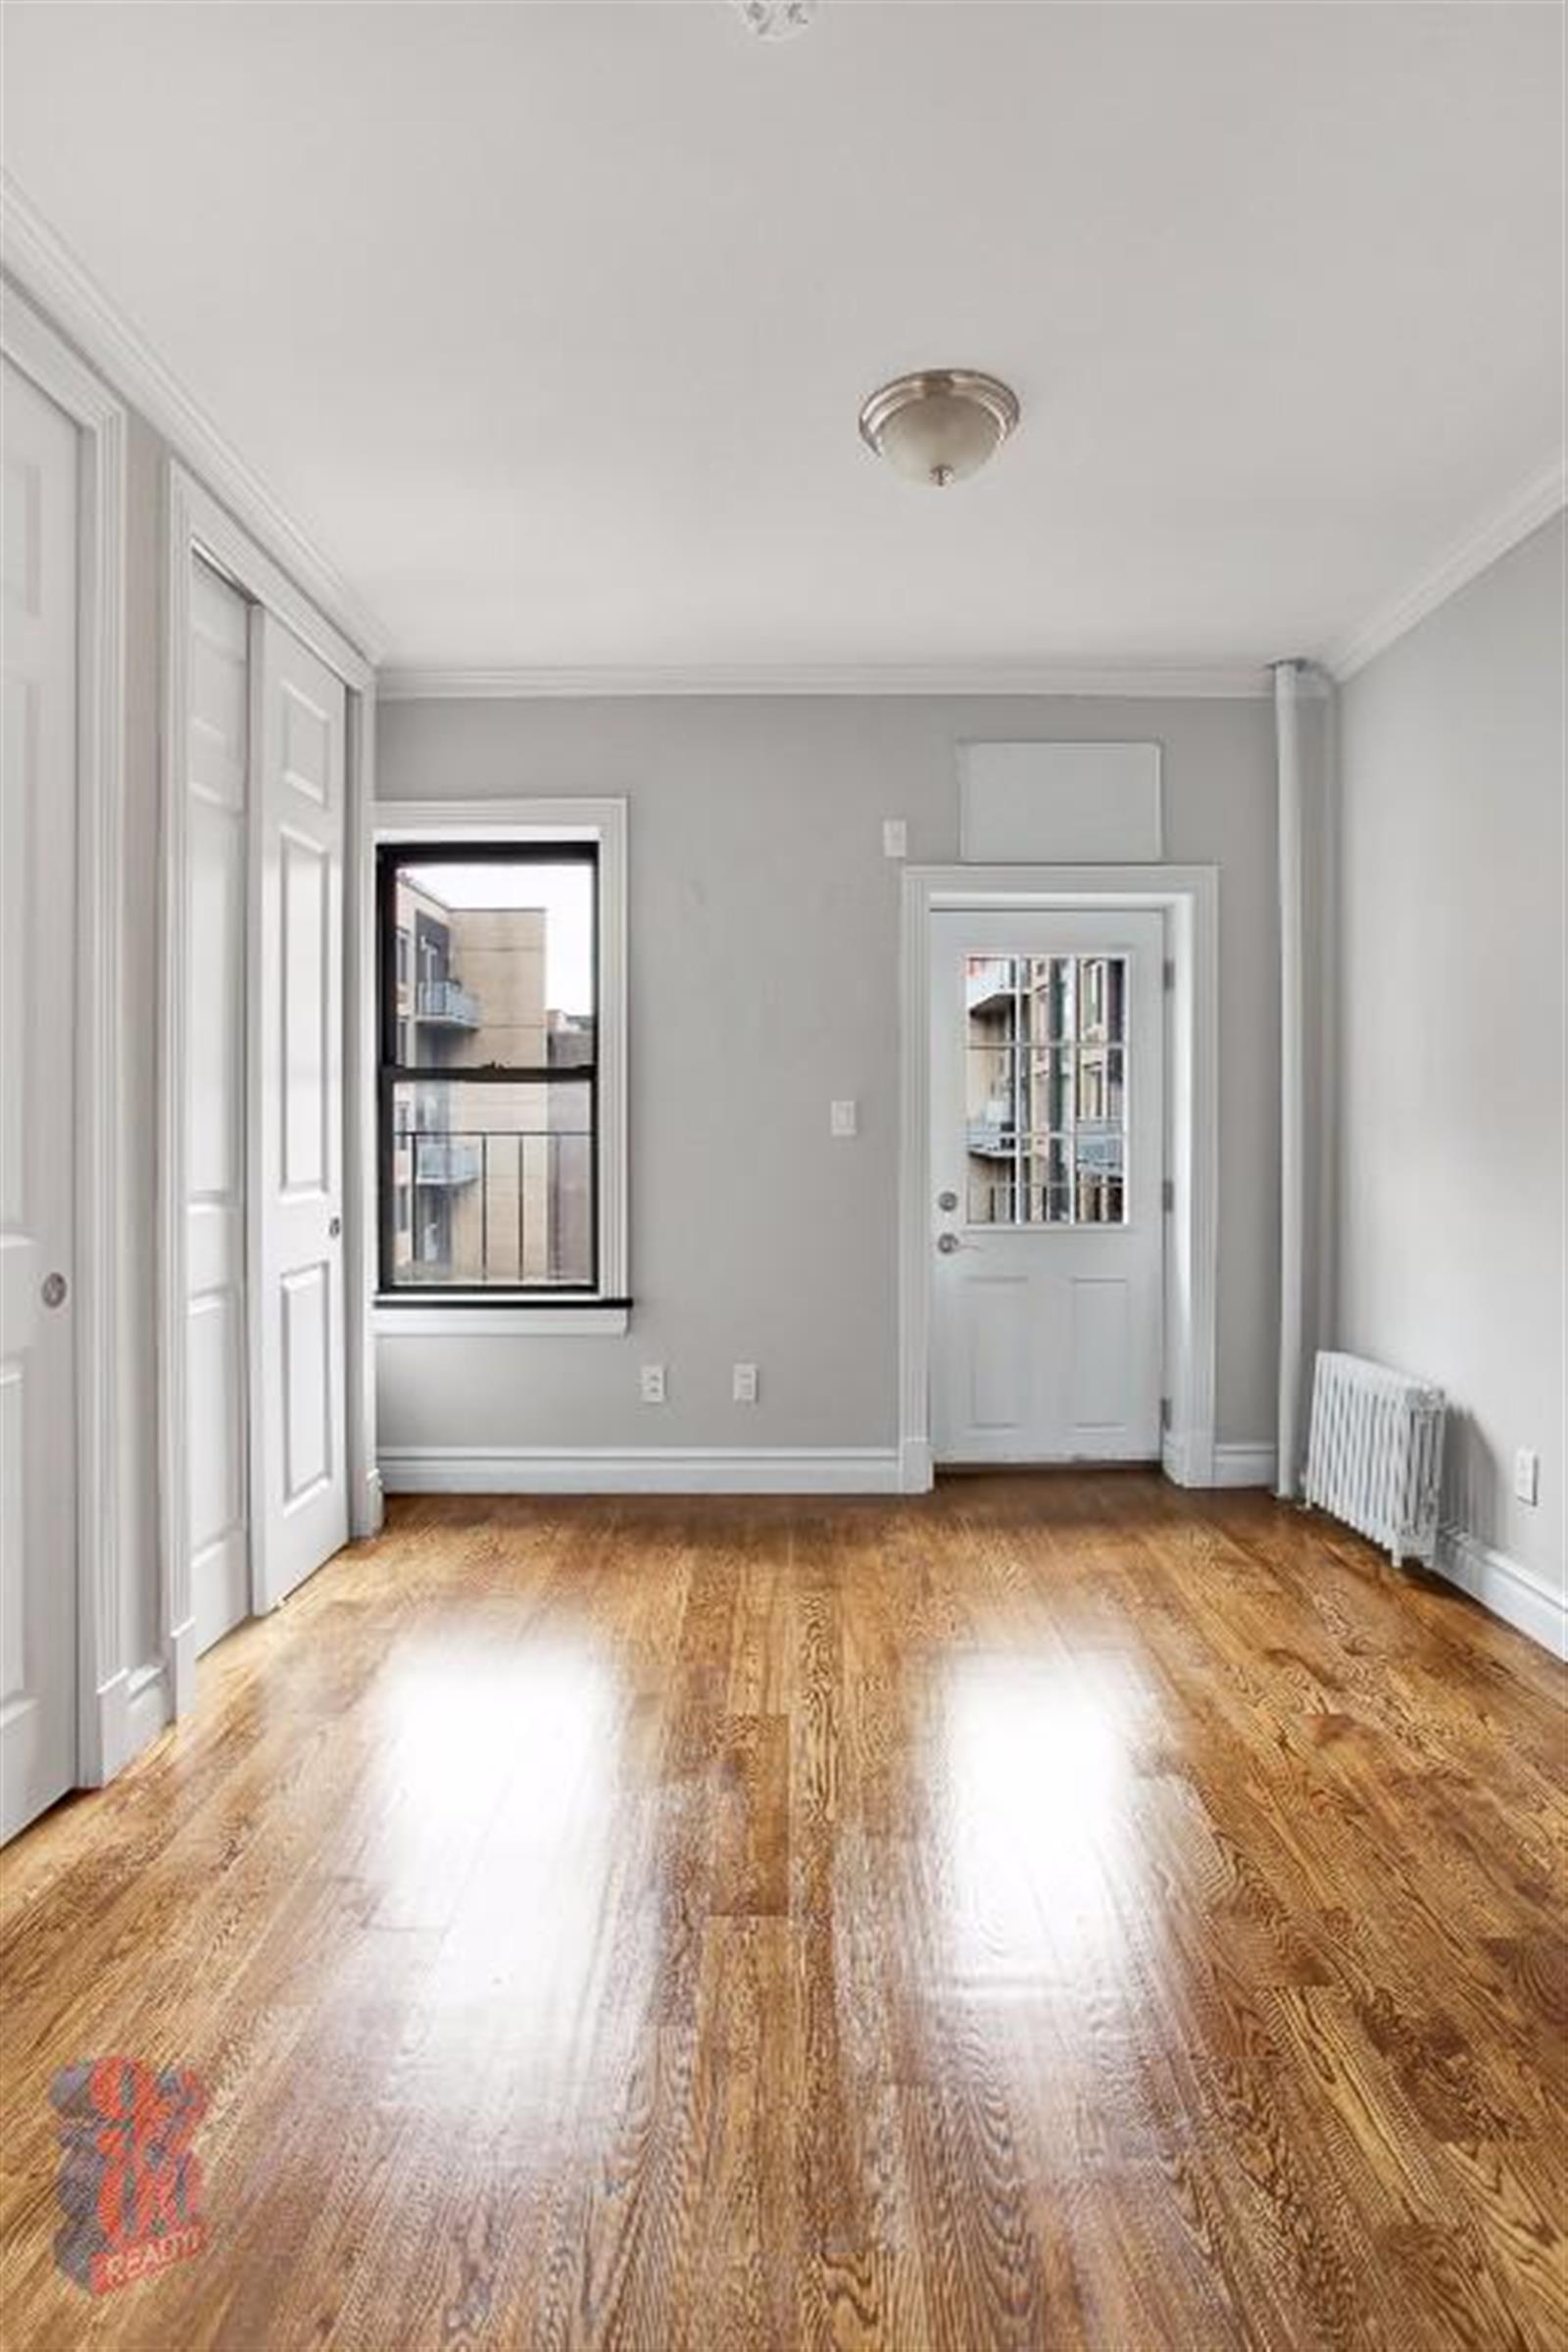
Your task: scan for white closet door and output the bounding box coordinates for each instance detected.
[0,357,79,1838]
[185,559,251,1654]
[251,611,348,1609]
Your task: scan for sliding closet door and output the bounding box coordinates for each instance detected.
[251,611,348,1609]
[0,357,79,1837]
[185,559,251,1653]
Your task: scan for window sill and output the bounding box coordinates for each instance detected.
[374,1298,630,1338]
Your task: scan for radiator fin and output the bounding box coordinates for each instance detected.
[1303,1350,1446,1569]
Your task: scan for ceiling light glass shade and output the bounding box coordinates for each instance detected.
[735,0,817,38]
[858,369,1021,488]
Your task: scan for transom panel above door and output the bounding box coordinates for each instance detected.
[929,907,1165,1465]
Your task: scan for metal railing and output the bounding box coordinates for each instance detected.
[416,978,481,1027]
[394,1128,592,1286]
[410,1136,482,1187]
[966,1118,1016,1157]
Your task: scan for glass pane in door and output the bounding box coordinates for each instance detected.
[962,954,1131,1228]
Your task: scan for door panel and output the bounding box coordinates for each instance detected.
[0,356,78,1838]
[930,908,1164,1465]
[185,558,251,1655]
[281,1264,331,1501]
[1068,1277,1131,1434]
[965,1275,1031,1431]
[280,830,328,1190]
[253,612,347,1608]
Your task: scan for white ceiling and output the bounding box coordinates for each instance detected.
[4,4,1563,677]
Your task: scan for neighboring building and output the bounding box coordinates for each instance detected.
[964,954,1126,1227]
[389,876,587,1284]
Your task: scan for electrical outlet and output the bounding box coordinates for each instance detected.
[830,1099,858,1138]
[732,1362,759,1404]
[640,1363,666,1405]
[1514,1446,1540,1506]
[882,817,907,859]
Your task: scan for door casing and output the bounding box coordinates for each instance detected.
[899,863,1219,1494]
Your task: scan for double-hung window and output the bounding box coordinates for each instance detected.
[375,812,626,1323]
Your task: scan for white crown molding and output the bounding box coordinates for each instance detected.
[1323,452,1567,682]
[0,170,389,666]
[376,662,1273,703]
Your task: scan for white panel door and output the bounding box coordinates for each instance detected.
[1,357,78,1838]
[252,611,347,1608]
[930,908,1164,1464]
[186,559,251,1653]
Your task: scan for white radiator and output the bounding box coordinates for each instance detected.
[1303,1350,1446,1569]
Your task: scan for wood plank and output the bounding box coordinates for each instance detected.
[1,1474,1563,2350]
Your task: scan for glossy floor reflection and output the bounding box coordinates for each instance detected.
[1,1474,1563,2350]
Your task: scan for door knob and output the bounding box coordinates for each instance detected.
[327,1214,342,1239]
[936,1189,958,1212]
[41,1271,68,1307]
[936,1232,961,1255]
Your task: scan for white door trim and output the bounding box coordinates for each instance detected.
[0,280,129,1784]
[900,863,1219,1494]
[160,466,376,1713]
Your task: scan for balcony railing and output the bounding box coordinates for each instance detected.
[411,1137,482,1187]
[966,1118,1017,1158]
[391,1128,593,1288]
[416,978,481,1027]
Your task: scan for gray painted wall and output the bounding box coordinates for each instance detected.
[1337,512,1565,1597]
[376,693,1280,1456]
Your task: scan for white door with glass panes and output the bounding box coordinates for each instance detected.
[929,909,1164,1463]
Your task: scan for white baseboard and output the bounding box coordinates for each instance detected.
[1434,1524,1567,1661]
[165,1617,197,1719]
[353,1466,385,1540]
[899,1438,934,1494]
[1161,1432,1261,1488]
[379,1446,904,1495]
[124,1656,172,1756]
[1210,1442,1278,1489]
[85,1670,130,1787]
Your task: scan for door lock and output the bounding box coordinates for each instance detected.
[936,1189,958,1212]
[936,1232,962,1255]
[41,1271,68,1308]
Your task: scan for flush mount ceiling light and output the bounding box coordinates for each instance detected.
[858,369,1021,488]
[733,0,817,37]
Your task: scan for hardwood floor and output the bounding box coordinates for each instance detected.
[2,1474,1563,2350]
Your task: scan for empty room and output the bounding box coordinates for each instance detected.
[0,4,1563,2347]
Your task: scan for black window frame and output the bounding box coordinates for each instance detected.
[376,839,604,1301]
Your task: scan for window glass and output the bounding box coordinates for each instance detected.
[380,849,597,1291]
[963,953,1130,1228]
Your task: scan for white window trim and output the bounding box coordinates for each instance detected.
[369,797,629,1336]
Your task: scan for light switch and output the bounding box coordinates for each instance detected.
[882,818,907,859]
[830,1100,858,1138]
